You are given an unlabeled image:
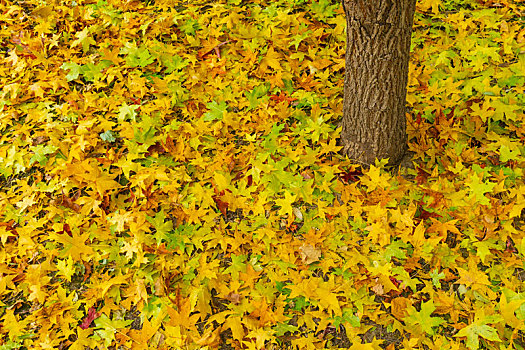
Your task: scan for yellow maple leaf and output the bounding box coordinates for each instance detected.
[260,46,282,72]
[108,210,133,232]
[56,256,75,282]
[418,0,442,14]
[349,338,383,349]
[428,218,461,239]
[317,284,341,316]
[275,191,296,217]
[69,328,97,350]
[166,299,200,331]
[29,82,46,98]
[224,316,245,341]
[162,325,187,348]
[456,266,490,290]
[499,294,525,330]
[246,328,272,349]
[405,221,426,249]
[129,318,160,345]
[361,165,391,191]
[94,174,121,197]
[213,171,231,192]
[288,278,318,300]
[50,230,94,261]
[95,274,128,298]
[70,27,96,52]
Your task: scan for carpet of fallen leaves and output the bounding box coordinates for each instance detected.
[1,0,524,349]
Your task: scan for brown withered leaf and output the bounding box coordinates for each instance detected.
[391,297,411,321]
[299,244,321,265]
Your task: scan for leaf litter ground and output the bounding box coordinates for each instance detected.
[0,0,524,349]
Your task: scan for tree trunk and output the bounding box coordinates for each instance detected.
[341,0,416,166]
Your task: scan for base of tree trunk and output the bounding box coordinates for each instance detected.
[340,0,416,167]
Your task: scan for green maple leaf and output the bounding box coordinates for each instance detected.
[332,309,360,328]
[162,54,188,73]
[95,313,133,330]
[126,47,155,67]
[118,103,139,122]
[29,144,57,166]
[60,62,82,81]
[203,100,227,121]
[224,254,247,280]
[391,266,419,292]
[384,240,408,261]
[180,18,200,35]
[261,123,285,156]
[310,0,337,19]
[100,130,116,143]
[290,24,310,50]
[455,322,502,350]
[467,173,495,205]
[404,300,444,335]
[147,210,174,245]
[435,50,455,67]
[430,269,445,288]
[473,240,497,264]
[71,27,96,52]
[0,340,23,350]
[499,144,520,162]
[490,98,521,122]
[93,314,133,347]
[273,322,299,337]
[81,61,111,82]
[245,84,270,110]
[133,123,156,143]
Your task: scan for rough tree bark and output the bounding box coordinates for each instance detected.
[341,0,416,166]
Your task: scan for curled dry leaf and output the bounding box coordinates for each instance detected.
[225,292,242,305]
[299,244,321,265]
[391,297,412,321]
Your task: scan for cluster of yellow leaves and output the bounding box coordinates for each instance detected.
[0,0,524,349]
